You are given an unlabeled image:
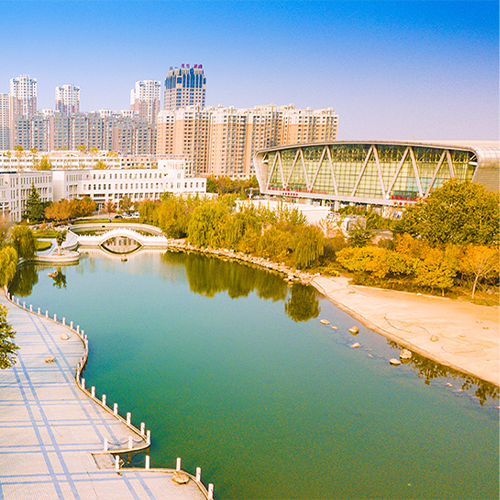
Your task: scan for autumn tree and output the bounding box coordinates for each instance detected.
[415,247,457,296]
[102,200,116,221]
[45,199,72,223]
[459,244,499,299]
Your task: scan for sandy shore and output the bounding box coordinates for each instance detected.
[311,276,499,387]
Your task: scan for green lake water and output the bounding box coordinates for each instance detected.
[10,250,499,500]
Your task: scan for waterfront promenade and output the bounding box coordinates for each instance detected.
[0,295,208,500]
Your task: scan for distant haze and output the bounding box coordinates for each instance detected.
[1,0,498,140]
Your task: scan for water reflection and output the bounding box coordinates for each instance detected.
[285,283,321,322]
[10,264,75,296]
[162,251,321,322]
[100,236,141,255]
[10,264,39,297]
[51,268,67,289]
[387,340,499,405]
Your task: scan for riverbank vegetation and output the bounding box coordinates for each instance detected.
[134,180,498,304]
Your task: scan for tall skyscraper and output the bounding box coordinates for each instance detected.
[130,80,161,124]
[164,64,206,111]
[10,75,37,117]
[55,84,80,115]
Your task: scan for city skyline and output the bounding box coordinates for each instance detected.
[1,1,498,141]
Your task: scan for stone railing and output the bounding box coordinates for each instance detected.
[5,291,215,499]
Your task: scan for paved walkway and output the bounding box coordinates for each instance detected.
[0,295,208,500]
[313,276,499,386]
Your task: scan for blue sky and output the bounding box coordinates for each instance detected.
[1,0,498,140]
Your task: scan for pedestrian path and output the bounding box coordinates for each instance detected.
[0,295,209,500]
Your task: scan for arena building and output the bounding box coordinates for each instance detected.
[254,141,499,207]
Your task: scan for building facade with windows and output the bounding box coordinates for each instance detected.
[52,159,206,208]
[0,171,52,221]
[157,104,338,178]
[130,80,161,124]
[55,84,80,115]
[10,75,37,118]
[164,65,206,111]
[254,141,500,207]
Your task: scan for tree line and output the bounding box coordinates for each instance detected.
[135,179,498,301]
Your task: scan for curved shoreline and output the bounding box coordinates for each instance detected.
[164,241,499,387]
[36,226,499,387]
[3,290,214,499]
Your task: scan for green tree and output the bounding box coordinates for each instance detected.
[188,201,230,248]
[0,304,18,369]
[10,225,36,260]
[55,230,67,255]
[0,246,18,287]
[291,225,325,269]
[395,179,499,245]
[348,221,372,247]
[23,184,45,222]
[119,195,132,213]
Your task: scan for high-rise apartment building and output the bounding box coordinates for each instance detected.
[55,84,80,115]
[164,65,206,111]
[0,93,14,150]
[10,75,37,117]
[157,104,338,177]
[130,80,161,124]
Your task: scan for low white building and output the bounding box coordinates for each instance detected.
[52,159,206,208]
[0,171,52,221]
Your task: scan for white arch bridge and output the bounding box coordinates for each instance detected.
[76,228,171,249]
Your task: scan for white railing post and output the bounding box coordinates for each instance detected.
[70,321,73,329]
[22,301,25,309]
[62,317,65,325]
[145,455,150,470]
[113,403,118,415]
[37,307,40,315]
[45,310,48,318]
[16,298,19,305]
[126,412,131,425]
[140,422,145,435]
[176,457,181,471]
[54,314,57,322]
[208,484,214,499]
[91,386,95,398]
[81,378,85,390]
[147,430,151,444]
[30,304,32,312]
[115,455,120,471]
[77,325,80,333]
[196,467,201,482]
[102,394,106,406]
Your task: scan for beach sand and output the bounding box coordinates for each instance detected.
[312,276,499,386]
